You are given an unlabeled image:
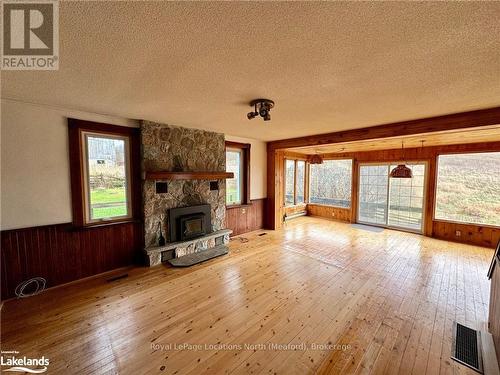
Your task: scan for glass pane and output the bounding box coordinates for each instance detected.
[86,135,128,220]
[388,163,425,231]
[309,159,352,207]
[358,165,388,225]
[435,152,500,226]
[296,161,305,204]
[285,160,295,206]
[226,150,241,205]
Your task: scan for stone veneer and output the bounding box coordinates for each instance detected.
[145,229,231,267]
[141,120,227,249]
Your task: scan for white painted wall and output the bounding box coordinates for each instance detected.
[0,100,267,230]
[0,100,139,230]
[224,135,267,200]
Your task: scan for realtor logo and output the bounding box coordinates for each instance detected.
[1,350,50,373]
[2,0,59,70]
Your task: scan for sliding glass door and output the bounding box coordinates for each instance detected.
[358,165,389,226]
[358,163,426,233]
[387,164,425,231]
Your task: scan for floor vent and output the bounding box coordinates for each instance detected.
[106,273,129,283]
[451,321,483,373]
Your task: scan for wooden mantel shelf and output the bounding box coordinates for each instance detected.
[145,171,234,180]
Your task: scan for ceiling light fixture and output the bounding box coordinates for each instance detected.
[247,99,275,121]
[390,141,412,178]
[308,154,323,164]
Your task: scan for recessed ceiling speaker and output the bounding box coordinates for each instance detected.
[247,99,274,121]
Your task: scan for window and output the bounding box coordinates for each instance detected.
[68,119,140,227]
[284,159,306,206]
[226,148,243,205]
[285,160,295,206]
[435,152,500,226]
[296,161,305,204]
[82,133,131,223]
[309,159,352,208]
[225,141,250,206]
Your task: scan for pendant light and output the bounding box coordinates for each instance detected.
[308,154,323,164]
[390,141,412,178]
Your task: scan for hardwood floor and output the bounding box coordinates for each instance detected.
[1,217,493,374]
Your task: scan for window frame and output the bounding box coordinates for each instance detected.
[284,158,308,207]
[308,158,354,209]
[81,131,133,224]
[225,141,251,207]
[433,151,500,228]
[68,119,141,228]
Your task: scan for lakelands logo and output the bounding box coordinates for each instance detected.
[1,351,50,373]
[1,0,59,70]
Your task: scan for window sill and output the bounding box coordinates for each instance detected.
[226,203,252,209]
[284,203,307,208]
[307,203,351,210]
[69,219,142,231]
[432,218,500,230]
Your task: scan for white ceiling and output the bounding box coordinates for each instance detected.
[2,1,500,141]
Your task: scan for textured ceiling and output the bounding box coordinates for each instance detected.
[2,2,500,141]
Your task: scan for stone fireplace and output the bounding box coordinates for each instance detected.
[141,121,231,266]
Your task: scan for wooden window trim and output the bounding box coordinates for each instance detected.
[292,159,298,206]
[225,141,251,206]
[68,119,141,228]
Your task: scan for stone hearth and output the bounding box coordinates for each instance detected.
[145,229,231,266]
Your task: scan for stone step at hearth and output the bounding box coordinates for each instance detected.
[168,245,229,267]
[144,228,232,267]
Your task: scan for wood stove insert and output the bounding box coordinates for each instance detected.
[168,204,211,242]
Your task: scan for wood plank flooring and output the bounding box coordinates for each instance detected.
[1,217,493,374]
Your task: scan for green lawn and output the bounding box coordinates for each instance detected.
[90,188,127,219]
[90,187,126,203]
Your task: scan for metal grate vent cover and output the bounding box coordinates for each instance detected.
[451,321,483,373]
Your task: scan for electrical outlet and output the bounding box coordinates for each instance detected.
[455,230,461,237]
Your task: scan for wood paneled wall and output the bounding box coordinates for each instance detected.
[1,199,266,300]
[307,204,351,223]
[226,199,266,236]
[284,203,307,218]
[268,141,500,248]
[266,150,285,230]
[1,221,143,300]
[433,221,499,248]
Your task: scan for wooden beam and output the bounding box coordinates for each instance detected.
[267,106,500,151]
[282,150,309,160]
[145,171,234,180]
